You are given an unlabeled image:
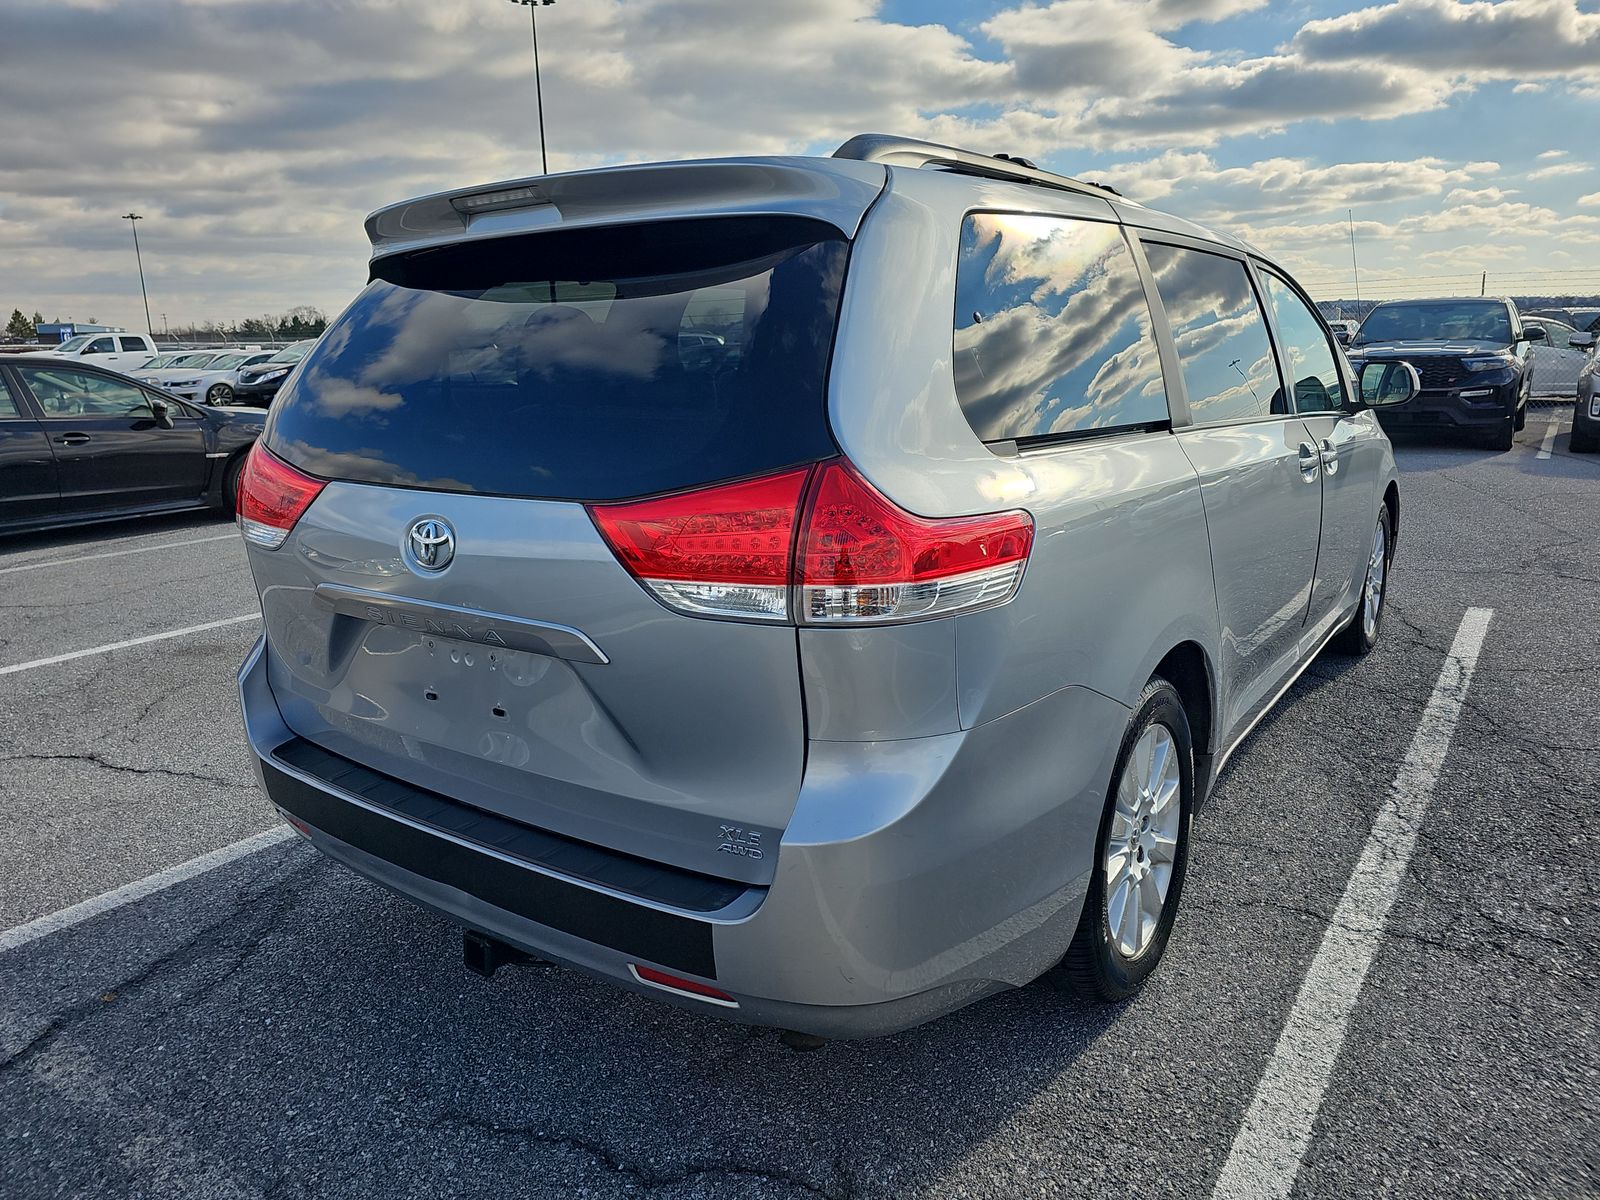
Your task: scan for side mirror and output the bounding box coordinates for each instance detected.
[1357,361,1420,408]
[1520,327,1547,343]
[149,397,175,429]
[1333,329,1352,346]
[1571,331,1596,351]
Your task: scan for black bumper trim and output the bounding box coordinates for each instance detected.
[262,739,724,978]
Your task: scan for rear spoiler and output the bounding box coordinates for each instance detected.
[364,157,887,264]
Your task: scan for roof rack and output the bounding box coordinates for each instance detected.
[833,133,1121,199]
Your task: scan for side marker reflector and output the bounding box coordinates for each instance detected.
[629,963,739,1007]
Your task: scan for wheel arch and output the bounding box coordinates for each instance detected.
[211,443,252,512]
[1150,640,1214,765]
[1383,480,1399,548]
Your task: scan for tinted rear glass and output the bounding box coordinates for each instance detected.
[266,216,847,501]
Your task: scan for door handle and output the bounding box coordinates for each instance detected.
[1319,438,1340,475]
[1297,442,1320,482]
[55,432,91,446]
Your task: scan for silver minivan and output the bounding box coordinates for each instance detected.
[236,135,1418,1037]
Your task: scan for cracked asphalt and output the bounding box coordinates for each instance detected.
[1,417,1595,1198]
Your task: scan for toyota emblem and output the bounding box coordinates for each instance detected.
[407,517,455,571]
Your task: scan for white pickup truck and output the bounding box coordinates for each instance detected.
[19,332,158,372]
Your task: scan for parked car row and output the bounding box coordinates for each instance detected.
[1332,296,1595,452]
[15,337,319,408]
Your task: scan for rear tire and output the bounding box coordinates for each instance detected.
[1333,507,1392,656]
[222,453,247,515]
[1053,678,1194,1002]
[1572,424,1597,453]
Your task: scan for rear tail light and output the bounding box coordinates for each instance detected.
[587,468,808,620]
[589,460,1032,624]
[797,460,1033,623]
[237,443,326,549]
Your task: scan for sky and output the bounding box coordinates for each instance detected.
[5,0,1600,331]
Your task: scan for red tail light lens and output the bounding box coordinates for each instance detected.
[237,443,326,549]
[589,460,1032,624]
[588,468,810,621]
[797,460,1033,623]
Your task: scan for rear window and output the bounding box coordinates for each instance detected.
[266,216,848,501]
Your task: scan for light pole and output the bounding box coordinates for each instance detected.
[122,212,154,335]
[1347,208,1361,312]
[507,0,555,174]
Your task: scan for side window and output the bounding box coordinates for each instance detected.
[120,337,149,353]
[953,212,1167,443]
[1260,271,1347,414]
[1143,242,1284,423]
[22,368,153,418]
[0,375,22,419]
[1541,322,1573,350]
[84,337,116,355]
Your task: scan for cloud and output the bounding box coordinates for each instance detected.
[1538,149,1568,159]
[1578,192,1600,207]
[1291,0,1600,80]
[1092,152,1499,222]
[1526,161,1592,180]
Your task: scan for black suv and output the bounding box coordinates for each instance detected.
[1347,297,1540,451]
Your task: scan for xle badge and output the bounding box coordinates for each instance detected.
[717,826,764,860]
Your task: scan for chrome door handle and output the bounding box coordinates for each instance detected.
[1319,438,1339,475]
[55,432,91,446]
[1297,442,1320,481]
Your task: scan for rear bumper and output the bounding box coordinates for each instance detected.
[1374,381,1519,431]
[239,635,1124,1037]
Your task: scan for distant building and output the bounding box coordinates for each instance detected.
[34,322,127,344]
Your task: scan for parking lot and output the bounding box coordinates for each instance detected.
[0,416,1595,1198]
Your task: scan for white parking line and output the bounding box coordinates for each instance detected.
[0,613,260,676]
[0,826,297,956]
[0,531,238,575]
[1537,418,1559,459]
[1210,607,1494,1200]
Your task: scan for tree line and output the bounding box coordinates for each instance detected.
[5,305,329,342]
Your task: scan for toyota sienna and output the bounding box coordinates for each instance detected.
[236,135,1418,1037]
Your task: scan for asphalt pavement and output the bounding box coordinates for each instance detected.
[0,417,1594,1199]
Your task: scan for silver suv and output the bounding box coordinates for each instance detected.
[236,135,1418,1037]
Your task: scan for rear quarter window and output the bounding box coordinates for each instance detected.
[952,212,1168,445]
[265,215,848,501]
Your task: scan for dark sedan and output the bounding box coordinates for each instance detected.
[1347,297,1540,451]
[0,358,265,535]
[231,339,316,406]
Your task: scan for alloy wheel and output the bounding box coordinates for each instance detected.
[1104,722,1182,959]
[1362,518,1387,642]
